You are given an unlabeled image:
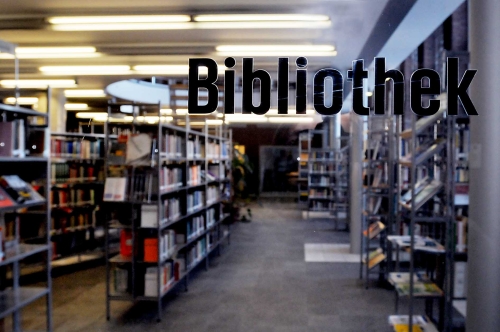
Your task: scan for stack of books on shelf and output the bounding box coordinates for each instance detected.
[187,136,202,159]
[206,208,216,228]
[363,248,386,269]
[206,186,219,205]
[309,188,331,199]
[163,198,180,222]
[0,120,26,158]
[163,133,185,158]
[187,165,201,186]
[455,216,467,253]
[201,170,217,183]
[387,235,445,253]
[103,171,158,203]
[187,191,204,213]
[143,230,176,263]
[160,166,183,191]
[50,187,95,207]
[206,142,220,159]
[51,163,104,183]
[51,138,104,159]
[399,177,442,210]
[144,261,177,297]
[310,176,331,186]
[186,237,207,269]
[187,215,205,240]
[363,221,385,239]
[221,142,229,159]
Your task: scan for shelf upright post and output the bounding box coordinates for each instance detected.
[156,101,162,322]
[408,109,417,332]
[45,86,53,332]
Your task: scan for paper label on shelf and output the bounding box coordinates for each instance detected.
[469,143,481,169]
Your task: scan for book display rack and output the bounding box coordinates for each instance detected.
[388,93,456,332]
[103,102,232,321]
[360,114,396,288]
[0,86,53,330]
[49,132,107,267]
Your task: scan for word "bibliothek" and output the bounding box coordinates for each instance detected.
[188,57,477,116]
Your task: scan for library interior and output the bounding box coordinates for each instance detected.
[0,0,498,331]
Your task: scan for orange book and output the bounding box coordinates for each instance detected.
[144,238,158,262]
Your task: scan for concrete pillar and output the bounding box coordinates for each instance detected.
[467,0,500,330]
[37,88,66,133]
[349,112,363,254]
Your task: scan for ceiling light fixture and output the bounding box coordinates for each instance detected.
[75,112,106,119]
[0,79,77,88]
[4,97,39,105]
[216,45,336,57]
[64,89,106,98]
[194,14,329,22]
[0,46,102,59]
[65,103,89,110]
[40,65,131,75]
[48,14,330,31]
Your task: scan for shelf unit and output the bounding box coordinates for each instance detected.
[306,129,349,229]
[297,131,310,207]
[360,114,396,288]
[389,94,455,332]
[0,95,52,331]
[103,102,232,321]
[49,132,107,267]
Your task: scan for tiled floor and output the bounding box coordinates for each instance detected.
[304,243,361,263]
[20,201,409,332]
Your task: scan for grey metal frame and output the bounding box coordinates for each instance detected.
[104,102,232,322]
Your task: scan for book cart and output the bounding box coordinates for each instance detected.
[103,102,232,321]
[360,113,396,288]
[388,94,455,332]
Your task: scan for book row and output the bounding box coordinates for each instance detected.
[51,138,105,159]
[51,163,105,183]
[50,188,96,207]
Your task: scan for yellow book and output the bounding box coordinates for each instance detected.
[394,324,423,332]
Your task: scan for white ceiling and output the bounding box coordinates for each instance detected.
[0,0,390,89]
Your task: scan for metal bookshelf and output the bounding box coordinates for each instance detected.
[103,102,232,321]
[49,132,107,268]
[306,128,349,229]
[297,131,310,207]
[360,114,396,288]
[388,94,455,332]
[0,99,53,331]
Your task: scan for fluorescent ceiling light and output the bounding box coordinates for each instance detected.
[216,51,337,56]
[175,109,188,115]
[64,89,106,98]
[268,117,314,123]
[216,45,335,52]
[75,112,106,119]
[65,103,89,110]
[48,15,191,24]
[196,21,330,29]
[0,46,101,59]
[366,91,373,97]
[133,65,225,75]
[0,79,77,88]
[160,108,173,115]
[40,65,131,75]
[49,14,330,31]
[4,97,39,105]
[194,14,330,22]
